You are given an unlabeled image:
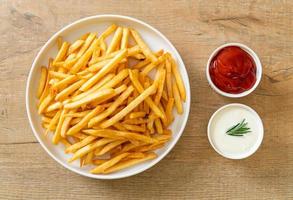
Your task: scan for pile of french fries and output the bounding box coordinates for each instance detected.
[37,24,186,174]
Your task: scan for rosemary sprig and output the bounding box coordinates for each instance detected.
[226,119,251,136]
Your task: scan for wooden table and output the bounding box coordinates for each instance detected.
[0,0,292,199]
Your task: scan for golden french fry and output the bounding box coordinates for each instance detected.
[165,58,173,98]
[168,54,186,101]
[133,59,150,69]
[90,153,130,174]
[52,75,78,91]
[100,84,157,128]
[65,135,97,153]
[38,93,54,114]
[55,79,85,101]
[68,138,115,163]
[48,71,70,79]
[76,32,96,57]
[45,110,61,135]
[154,118,163,134]
[83,129,157,144]
[129,112,146,119]
[99,24,117,39]
[88,86,134,127]
[172,81,183,114]
[128,70,166,120]
[68,40,84,55]
[103,152,157,174]
[37,67,48,98]
[61,110,75,138]
[165,98,174,125]
[54,42,70,64]
[130,29,157,63]
[52,109,67,144]
[141,55,165,76]
[121,27,129,49]
[64,88,115,109]
[80,49,127,91]
[67,106,104,136]
[65,110,90,118]
[96,140,126,156]
[106,27,123,54]
[121,124,146,132]
[123,118,148,125]
[154,68,166,104]
[71,39,99,74]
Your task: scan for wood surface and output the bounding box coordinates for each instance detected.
[0,0,292,199]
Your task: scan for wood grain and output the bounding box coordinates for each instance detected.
[0,0,292,199]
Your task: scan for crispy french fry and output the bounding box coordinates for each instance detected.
[68,40,84,55]
[96,140,126,156]
[165,98,174,125]
[168,54,186,101]
[99,24,117,39]
[67,106,104,136]
[38,93,54,114]
[130,29,157,63]
[61,110,75,138]
[88,86,134,127]
[121,27,129,49]
[52,109,67,144]
[90,153,130,174]
[68,138,115,163]
[55,79,85,101]
[80,49,127,91]
[65,135,97,153]
[37,67,48,98]
[154,118,163,134]
[100,84,157,128]
[76,32,96,57]
[121,124,146,132]
[128,70,165,120]
[123,118,148,125]
[103,152,157,174]
[106,27,123,54]
[172,81,183,114]
[165,58,173,98]
[141,55,165,76]
[54,42,70,64]
[64,88,115,109]
[129,112,146,119]
[154,68,166,104]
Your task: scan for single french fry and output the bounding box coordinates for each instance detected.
[72,73,115,102]
[71,39,99,74]
[38,93,54,114]
[67,106,104,136]
[83,129,157,144]
[112,123,128,131]
[130,29,157,63]
[89,45,140,65]
[88,59,111,72]
[48,71,70,79]
[90,153,130,174]
[76,32,96,57]
[154,118,163,134]
[100,84,157,128]
[79,49,127,91]
[68,40,84,55]
[52,109,67,144]
[141,55,165,76]
[147,118,155,134]
[133,58,150,69]
[88,86,134,127]
[96,140,126,156]
[64,88,115,109]
[65,135,97,153]
[121,124,146,132]
[123,118,148,125]
[121,27,129,49]
[65,110,91,118]
[53,42,70,64]
[61,110,75,138]
[68,138,115,163]
[83,151,94,165]
[168,54,186,101]
[37,67,48,98]
[172,81,183,114]
[55,79,85,101]
[51,75,78,92]
[45,110,61,135]
[165,58,173,98]
[106,27,123,54]
[99,39,107,56]
[79,32,89,40]
[165,98,174,125]
[103,152,157,174]
[72,132,88,140]
[128,70,165,120]
[99,24,117,39]
[154,68,166,104]
[129,112,146,119]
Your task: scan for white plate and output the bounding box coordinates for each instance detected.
[26,15,191,179]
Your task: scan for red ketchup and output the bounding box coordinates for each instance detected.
[209,46,256,94]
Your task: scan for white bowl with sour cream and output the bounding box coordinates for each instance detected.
[207,103,264,159]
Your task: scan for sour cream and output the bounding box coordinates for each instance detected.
[208,103,263,159]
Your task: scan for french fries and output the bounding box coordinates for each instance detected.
[36,24,186,174]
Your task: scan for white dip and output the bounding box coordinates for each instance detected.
[208,104,263,159]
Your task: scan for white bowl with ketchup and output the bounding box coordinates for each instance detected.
[206,43,262,98]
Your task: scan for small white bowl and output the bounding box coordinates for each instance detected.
[206,43,262,98]
[207,103,264,159]
[26,15,191,179]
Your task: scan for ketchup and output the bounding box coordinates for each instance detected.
[209,46,256,94]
